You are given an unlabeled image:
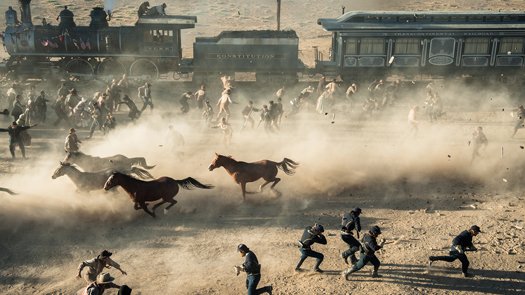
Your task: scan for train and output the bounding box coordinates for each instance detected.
[3,0,525,83]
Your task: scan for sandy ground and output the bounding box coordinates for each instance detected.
[0,1,525,295]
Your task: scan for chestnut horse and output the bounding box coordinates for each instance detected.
[208,153,299,200]
[103,172,213,218]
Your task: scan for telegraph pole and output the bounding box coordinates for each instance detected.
[277,0,281,31]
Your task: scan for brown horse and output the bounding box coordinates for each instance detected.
[103,172,213,218]
[208,153,299,201]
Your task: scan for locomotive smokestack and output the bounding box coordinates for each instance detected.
[18,0,32,26]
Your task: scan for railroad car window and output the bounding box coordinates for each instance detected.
[464,38,490,54]
[468,16,484,22]
[345,39,358,55]
[432,16,449,22]
[484,16,501,22]
[502,16,519,22]
[145,30,173,43]
[499,37,524,54]
[429,38,455,57]
[399,16,415,23]
[394,38,420,55]
[364,16,381,23]
[415,16,431,23]
[450,16,466,22]
[381,16,396,23]
[360,38,385,55]
[349,16,364,23]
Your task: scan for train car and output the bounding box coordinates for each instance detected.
[316,11,525,81]
[184,30,303,83]
[1,0,196,80]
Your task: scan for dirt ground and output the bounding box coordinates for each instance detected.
[0,78,524,295]
[0,1,525,295]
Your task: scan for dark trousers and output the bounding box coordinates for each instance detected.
[341,234,361,264]
[9,141,25,158]
[429,250,470,274]
[141,99,153,111]
[89,118,102,137]
[246,274,271,295]
[296,248,324,270]
[352,252,380,272]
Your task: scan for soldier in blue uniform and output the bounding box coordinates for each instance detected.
[295,223,327,273]
[340,207,362,265]
[235,244,273,295]
[428,225,481,277]
[342,225,385,280]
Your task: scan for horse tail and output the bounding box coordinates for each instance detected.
[133,158,156,170]
[0,187,16,195]
[175,177,214,190]
[130,167,155,179]
[277,158,299,175]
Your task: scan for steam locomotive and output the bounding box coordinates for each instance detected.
[3,0,525,82]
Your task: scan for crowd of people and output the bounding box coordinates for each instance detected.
[2,71,523,161]
[0,70,517,295]
[72,207,482,294]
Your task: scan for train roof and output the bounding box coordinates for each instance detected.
[136,15,197,29]
[196,30,298,42]
[318,11,525,31]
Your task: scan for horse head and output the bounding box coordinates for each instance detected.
[208,153,227,171]
[103,173,120,191]
[52,161,71,179]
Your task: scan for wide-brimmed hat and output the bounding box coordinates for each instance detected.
[99,250,112,258]
[470,225,481,233]
[96,272,115,284]
[370,225,381,235]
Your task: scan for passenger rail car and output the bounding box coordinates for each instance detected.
[316,11,525,81]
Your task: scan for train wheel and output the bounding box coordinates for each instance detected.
[129,59,159,80]
[64,58,94,80]
[97,59,126,78]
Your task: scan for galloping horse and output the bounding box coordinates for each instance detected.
[208,153,299,201]
[63,152,156,175]
[103,172,213,218]
[52,162,152,192]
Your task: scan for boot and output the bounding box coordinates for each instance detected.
[350,255,358,265]
[342,268,355,281]
[372,269,382,278]
[341,252,348,265]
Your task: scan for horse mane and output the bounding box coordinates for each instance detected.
[60,161,80,169]
[219,154,236,161]
[112,171,146,183]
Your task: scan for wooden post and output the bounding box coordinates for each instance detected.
[277,0,281,31]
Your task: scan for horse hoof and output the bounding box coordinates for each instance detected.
[163,208,168,215]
